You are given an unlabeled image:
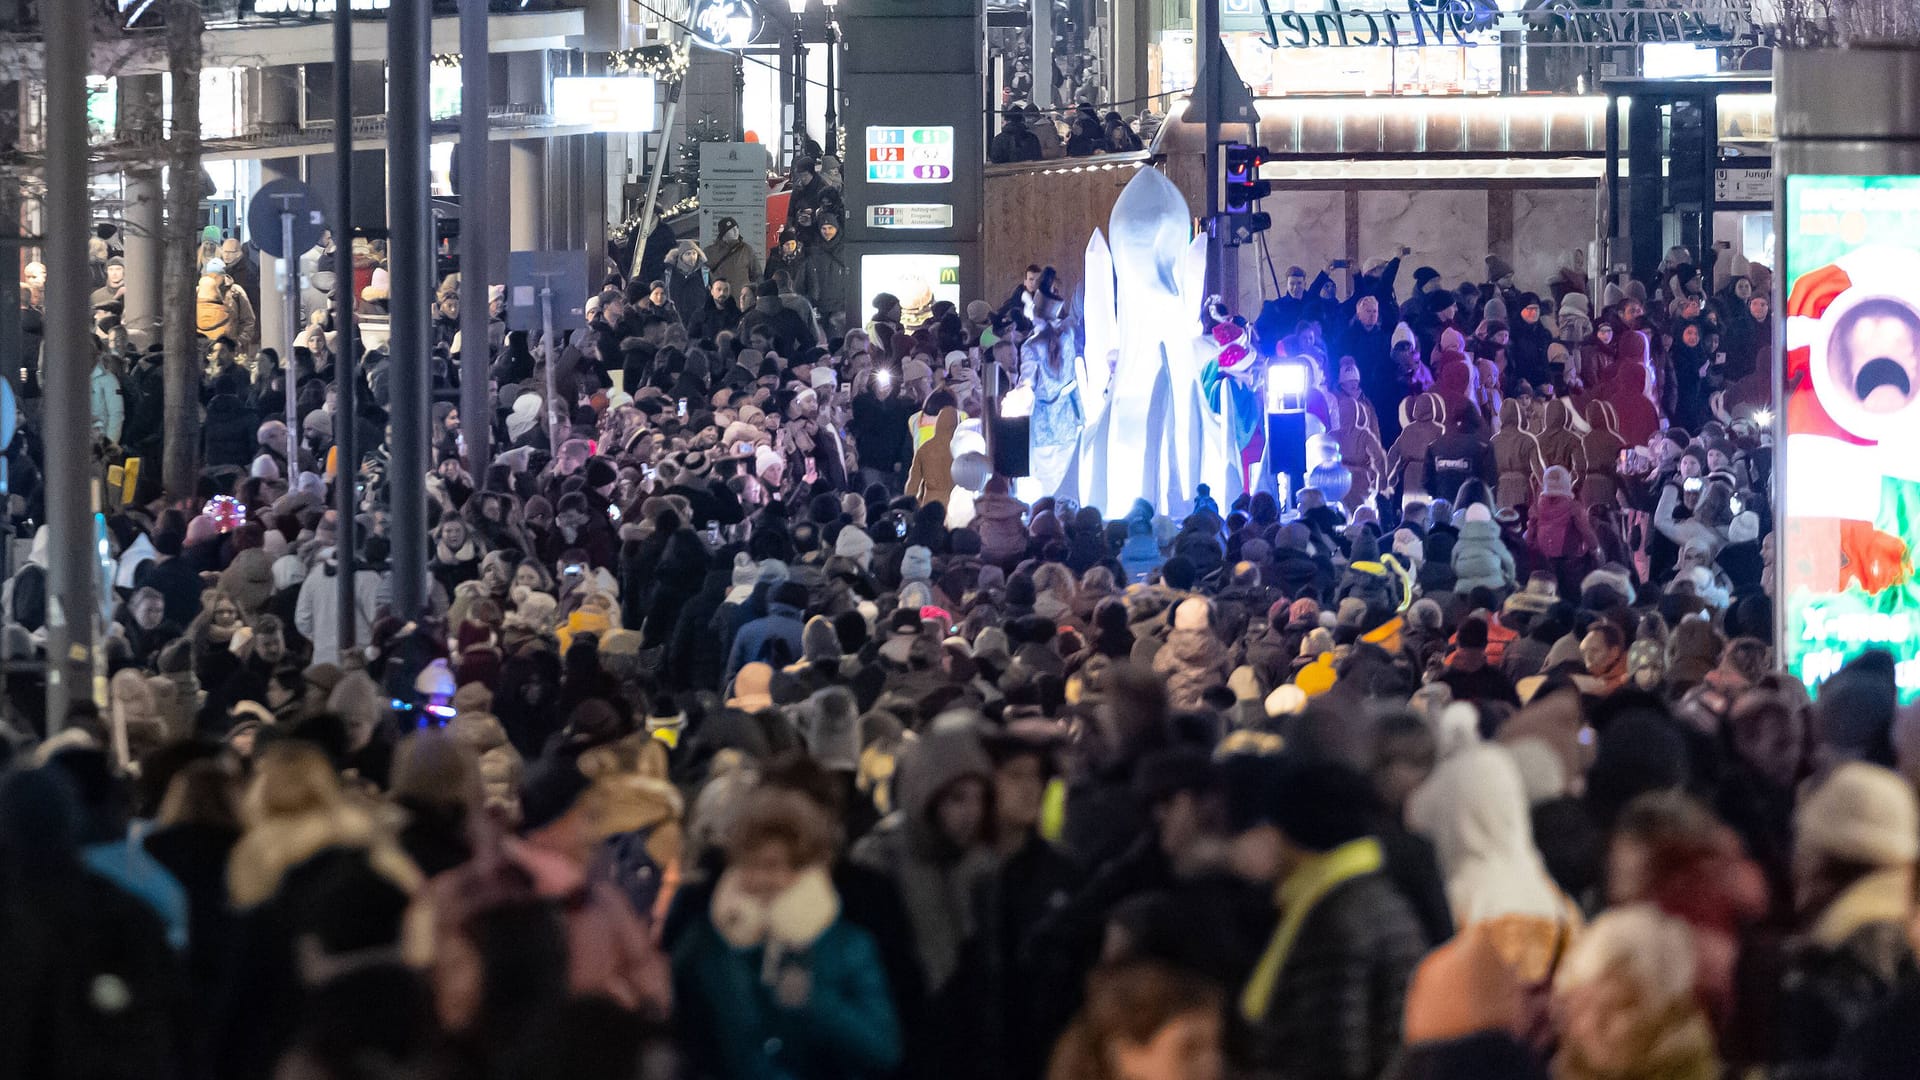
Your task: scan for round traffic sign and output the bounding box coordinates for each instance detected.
[248,178,328,259]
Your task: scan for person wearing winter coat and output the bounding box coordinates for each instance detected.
[1450,505,1516,594]
[295,544,390,666]
[905,408,960,517]
[704,217,761,291]
[1237,757,1425,1080]
[1578,399,1625,511]
[851,719,998,1000]
[90,348,124,443]
[1151,597,1232,712]
[798,213,855,327]
[1490,399,1543,511]
[1424,411,1495,506]
[1771,763,1919,1079]
[1526,466,1601,598]
[1532,399,1585,486]
[1603,329,1662,448]
[1386,392,1446,499]
[725,580,809,685]
[664,241,710,324]
[1405,745,1580,989]
[0,767,188,1080]
[971,477,1030,569]
[674,787,902,1080]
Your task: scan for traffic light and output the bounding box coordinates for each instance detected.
[1224,142,1271,212]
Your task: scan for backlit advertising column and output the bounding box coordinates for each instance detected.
[839,0,983,327]
[1776,49,1920,697]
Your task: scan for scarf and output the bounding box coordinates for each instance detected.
[1240,836,1384,1020]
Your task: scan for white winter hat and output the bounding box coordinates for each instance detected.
[1796,762,1919,868]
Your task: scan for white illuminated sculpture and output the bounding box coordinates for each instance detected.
[1072,168,1215,517]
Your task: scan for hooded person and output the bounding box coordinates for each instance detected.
[1387,392,1447,499]
[1526,466,1600,598]
[1603,329,1662,447]
[905,407,960,519]
[850,715,998,997]
[1406,745,1581,989]
[1151,596,1232,711]
[1490,399,1543,511]
[1451,505,1516,595]
[1577,399,1625,512]
[1533,399,1586,483]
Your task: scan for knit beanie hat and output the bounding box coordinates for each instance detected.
[900,544,933,583]
[1391,321,1416,350]
[1796,762,1919,868]
[834,526,875,569]
[728,553,758,604]
[755,558,790,586]
[1541,465,1575,499]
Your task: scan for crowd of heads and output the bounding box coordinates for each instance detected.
[8,201,1913,1080]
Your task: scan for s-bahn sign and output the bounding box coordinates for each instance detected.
[1221,0,1755,49]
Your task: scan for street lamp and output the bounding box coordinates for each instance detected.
[823,0,839,157]
[788,0,808,156]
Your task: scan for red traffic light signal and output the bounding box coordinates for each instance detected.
[1224,142,1271,212]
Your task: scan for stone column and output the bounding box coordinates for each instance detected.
[119,74,165,344]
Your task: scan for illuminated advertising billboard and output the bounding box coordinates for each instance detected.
[860,253,960,328]
[1782,174,1920,696]
[551,76,658,133]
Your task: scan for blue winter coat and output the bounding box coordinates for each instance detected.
[725,601,807,683]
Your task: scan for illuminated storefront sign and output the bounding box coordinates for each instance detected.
[867,204,955,229]
[550,76,659,132]
[866,127,955,184]
[1781,174,1920,698]
[1218,0,1751,49]
[691,0,764,49]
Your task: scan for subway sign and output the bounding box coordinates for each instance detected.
[866,126,955,184]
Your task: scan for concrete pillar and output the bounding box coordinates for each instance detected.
[507,52,548,253]
[509,139,546,251]
[119,75,165,343]
[253,65,304,356]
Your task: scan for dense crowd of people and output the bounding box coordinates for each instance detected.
[6,208,1905,1080]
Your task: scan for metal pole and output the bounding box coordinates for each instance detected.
[632,91,681,277]
[390,0,431,621]
[793,17,807,149]
[332,0,358,654]
[824,18,839,156]
[734,53,746,138]
[281,205,299,466]
[459,0,493,481]
[44,1,95,731]
[1199,0,1222,300]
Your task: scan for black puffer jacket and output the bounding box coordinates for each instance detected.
[1237,870,1425,1080]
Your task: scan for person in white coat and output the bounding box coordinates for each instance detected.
[295,542,390,665]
